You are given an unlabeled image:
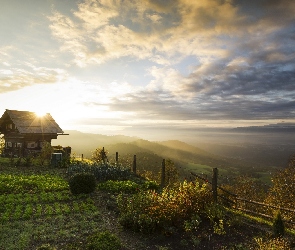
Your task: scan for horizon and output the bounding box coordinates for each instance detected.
[1,1,295,139]
[54,123,295,148]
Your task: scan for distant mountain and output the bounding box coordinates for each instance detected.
[53,130,139,157]
[53,129,294,182]
[234,122,295,132]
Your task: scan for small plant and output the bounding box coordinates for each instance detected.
[86,231,122,250]
[69,173,96,195]
[255,237,290,250]
[205,203,227,235]
[24,153,33,167]
[36,244,56,250]
[183,214,202,233]
[273,211,285,237]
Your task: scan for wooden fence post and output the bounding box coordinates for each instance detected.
[161,159,166,188]
[81,154,83,161]
[116,152,119,166]
[132,155,137,174]
[212,168,218,203]
[101,147,107,164]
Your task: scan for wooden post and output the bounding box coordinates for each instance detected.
[132,155,136,174]
[81,154,84,161]
[116,152,119,166]
[101,147,106,164]
[161,159,166,188]
[212,168,218,203]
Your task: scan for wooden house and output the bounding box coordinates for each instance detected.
[0,109,66,157]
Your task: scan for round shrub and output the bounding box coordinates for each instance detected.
[69,173,96,195]
[86,231,122,250]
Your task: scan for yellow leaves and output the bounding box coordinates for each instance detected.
[118,180,212,233]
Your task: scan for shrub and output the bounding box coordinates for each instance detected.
[273,211,285,237]
[86,231,122,250]
[265,163,295,222]
[67,162,133,181]
[205,203,227,235]
[97,180,140,193]
[255,237,290,250]
[69,173,96,195]
[97,180,159,193]
[36,244,56,250]
[117,180,212,233]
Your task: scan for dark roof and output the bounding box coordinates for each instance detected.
[0,109,64,134]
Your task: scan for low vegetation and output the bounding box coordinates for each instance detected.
[0,149,295,249]
[69,173,97,195]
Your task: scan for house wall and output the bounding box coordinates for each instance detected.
[3,134,55,157]
[0,110,63,157]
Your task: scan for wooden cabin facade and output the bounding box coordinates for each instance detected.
[0,109,65,157]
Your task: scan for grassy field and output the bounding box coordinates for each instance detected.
[184,163,229,178]
[0,170,101,250]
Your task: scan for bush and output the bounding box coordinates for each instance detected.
[273,211,285,237]
[67,162,133,181]
[117,180,212,233]
[69,173,96,195]
[255,237,290,250]
[36,244,56,250]
[97,180,159,193]
[86,231,122,250]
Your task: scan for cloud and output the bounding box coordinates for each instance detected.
[46,0,295,122]
[48,0,295,69]
[0,62,68,93]
[48,0,243,66]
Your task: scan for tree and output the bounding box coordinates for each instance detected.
[265,161,295,210]
[38,141,54,166]
[164,159,179,187]
[91,147,108,164]
[264,154,295,224]
[273,211,285,237]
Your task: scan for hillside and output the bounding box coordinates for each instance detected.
[54,131,274,182]
[54,130,139,157]
[54,132,237,169]
[1,164,295,249]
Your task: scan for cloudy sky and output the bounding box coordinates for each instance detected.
[1,0,295,139]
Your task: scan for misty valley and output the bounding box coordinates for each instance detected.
[53,129,295,186]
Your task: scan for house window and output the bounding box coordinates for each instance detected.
[6,142,12,148]
[17,143,22,148]
[27,142,37,148]
[6,124,13,130]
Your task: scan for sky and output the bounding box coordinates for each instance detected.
[1,0,295,140]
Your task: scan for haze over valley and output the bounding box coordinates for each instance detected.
[54,122,295,183]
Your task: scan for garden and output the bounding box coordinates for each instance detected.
[0,152,295,249]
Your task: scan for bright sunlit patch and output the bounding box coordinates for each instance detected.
[35,111,47,117]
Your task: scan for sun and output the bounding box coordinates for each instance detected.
[35,110,47,117]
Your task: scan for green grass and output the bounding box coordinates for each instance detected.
[256,172,272,185]
[0,172,102,249]
[185,163,228,176]
[1,160,294,250]
[0,173,68,194]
